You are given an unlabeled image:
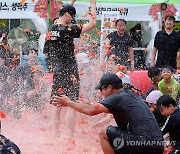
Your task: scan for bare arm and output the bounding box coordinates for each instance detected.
[177,48,180,59]
[129,47,134,68]
[93,114,114,128]
[51,95,109,116]
[81,0,96,34]
[102,38,111,61]
[70,0,76,5]
[152,47,157,67]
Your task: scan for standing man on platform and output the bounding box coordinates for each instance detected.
[152,15,180,70]
[103,19,134,70]
[47,0,96,137]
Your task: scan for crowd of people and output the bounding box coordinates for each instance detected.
[0,0,179,153]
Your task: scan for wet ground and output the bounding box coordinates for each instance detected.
[1,105,113,154]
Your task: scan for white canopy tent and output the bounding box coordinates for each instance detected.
[0,0,179,62]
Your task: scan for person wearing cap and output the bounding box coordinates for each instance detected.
[51,73,164,154]
[46,0,96,137]
[49,0,96,99]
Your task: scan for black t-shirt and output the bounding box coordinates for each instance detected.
[100,90,162,139]
[161,108,180,149]
[154,30,180,69]
[153,108,167,128]
[48,24,82,64]
[107,32,133,63]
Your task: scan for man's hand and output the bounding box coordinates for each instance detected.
[90,0,96,5]
[130,63,135,71]
[2,33,6,38]
[151,60,155,67]
[70,0,76,5]
[51,95,71,107]
[77,97,90,104]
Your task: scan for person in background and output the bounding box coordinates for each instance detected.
[102,19,134,70]
[158,65,180,101]
[5,71,25,119]
[130,23,145,69]
[0,47,10,82]
[104,53,116,73]
[24,65,51,111]
[51,73,164,154]
[152,15,180,70]
[0,47,11,113]
[146,90,167,128]
[76,52,97,103]
[15,48,39,90]
[157,95,180,154]
[145,66,162,97]
[0,73,9,114]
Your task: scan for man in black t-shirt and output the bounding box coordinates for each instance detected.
[103,19,134,69]
[44,0,96,100]
[152,15,180,70]
[51,73,164,154]
[157,95,180,154]
[45,0,96,137]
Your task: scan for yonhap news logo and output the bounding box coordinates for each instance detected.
[113,137,125,150]
[113,138,176,149]
[126,140,176,147]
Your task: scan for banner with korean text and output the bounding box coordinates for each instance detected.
[0,0,38,19]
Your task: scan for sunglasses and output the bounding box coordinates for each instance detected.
[100,85,108,92]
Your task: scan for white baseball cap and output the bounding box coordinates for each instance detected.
[146,90,163,104]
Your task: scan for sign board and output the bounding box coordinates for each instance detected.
[75,2,153,21]
[0,1,179,21]
[100,11,119,59]
[0,0,38,19]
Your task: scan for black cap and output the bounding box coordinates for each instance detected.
[59,4,76,18]
[95,73,123,90]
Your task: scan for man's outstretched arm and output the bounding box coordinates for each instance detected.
[51,95,109,116]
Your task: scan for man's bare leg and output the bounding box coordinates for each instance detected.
[64,108,76,138]
[51,106,62,137]
[99,128,115,154]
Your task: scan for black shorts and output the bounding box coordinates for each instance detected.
[106,125,164,154]
[51,62,80,101]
